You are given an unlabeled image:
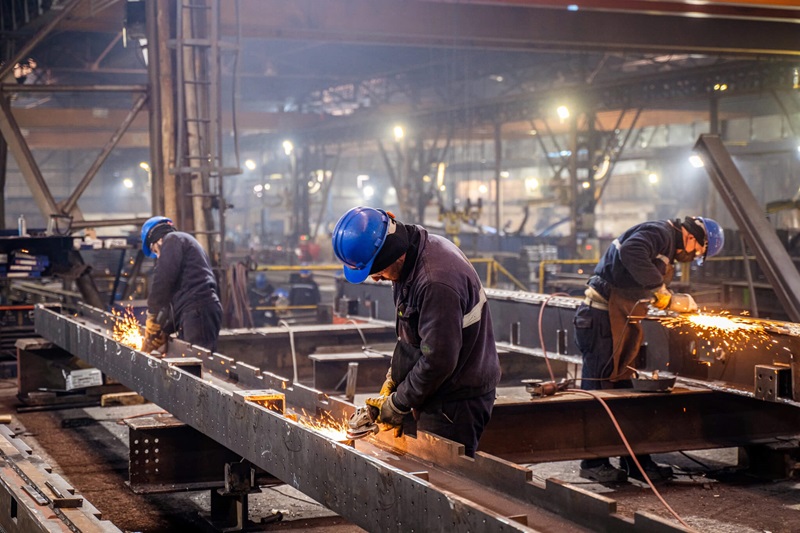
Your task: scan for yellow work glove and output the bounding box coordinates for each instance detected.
[651,284,672,310]
[365,392,409,437]
[142,312,167,353]
[378,369,396,398]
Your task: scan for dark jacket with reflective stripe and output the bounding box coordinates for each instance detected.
[593,220,678,295]
[147,231,220,327]
[391,225,500,411]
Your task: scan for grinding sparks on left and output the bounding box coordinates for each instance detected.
[112,307,143,351]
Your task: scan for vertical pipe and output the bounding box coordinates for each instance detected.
[494,122,502,247]
[568,113,579,255]
[0,134,6,229]
[145,0,164,216]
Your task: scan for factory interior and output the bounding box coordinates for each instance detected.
[0,0,799,532]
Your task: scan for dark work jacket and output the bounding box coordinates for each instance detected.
[391,225,500,411]
[147,231,219,330]
[591,220,679,299]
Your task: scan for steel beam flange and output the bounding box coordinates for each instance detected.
[34,304,538,532]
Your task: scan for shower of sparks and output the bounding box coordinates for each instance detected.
[112,307,143,351]
[661,311,769,351]
[296,409,350,442]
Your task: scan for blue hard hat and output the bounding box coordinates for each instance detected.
[696,217,724,265]
[141,216,173,258]
[273,288,289,299]
[332,206,392,284]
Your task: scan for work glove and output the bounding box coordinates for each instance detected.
[668,293,698,313]
[142,312,167,353]
[651,284,672,310]
[365,392,409,437]
[377,369,396,398]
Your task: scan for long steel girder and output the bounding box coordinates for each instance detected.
[35,304,690,533]
[338,281,800,399]
[232,0,800,56]
[695,134,800,323]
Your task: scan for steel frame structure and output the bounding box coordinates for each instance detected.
[36,302,698,532]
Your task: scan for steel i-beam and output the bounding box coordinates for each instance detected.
[35,304,687,532]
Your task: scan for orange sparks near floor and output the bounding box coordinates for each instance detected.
[112,307,143,351]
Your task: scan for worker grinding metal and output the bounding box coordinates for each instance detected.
[332,207,500,457]
[575,216,724,483]
[140,216,223,354]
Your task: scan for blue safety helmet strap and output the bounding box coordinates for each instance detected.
[141,216,173,258]
[332,207,393,284]
[695,217,724,265]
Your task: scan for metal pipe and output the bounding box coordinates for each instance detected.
[0,84,147,93]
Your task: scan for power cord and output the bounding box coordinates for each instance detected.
[536,295,696,531]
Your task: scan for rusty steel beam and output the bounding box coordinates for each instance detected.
[695,134,800,322]
[481,390,800,463]
[0,424,121,532]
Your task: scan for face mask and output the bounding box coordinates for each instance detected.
[675,250,696,263]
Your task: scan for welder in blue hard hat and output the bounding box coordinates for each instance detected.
[332,206,500,457]
[575,216,724,483]
[140,216,222,354]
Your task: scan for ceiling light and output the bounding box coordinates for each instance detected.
[282,140,294,156]
[478,184,489,194]
[689,155,705,168]
[500,171,510,179]
[648,172,659,184]
[581,181,590,189]
[263,183,271,191]
[557,105,570,121]
[393,125,405,142]
[245,159,257,170]
[122,178,134,189]
[363,185,375,199]
[253,184,263,193]
[139,162,150,172]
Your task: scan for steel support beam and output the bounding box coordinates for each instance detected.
[61,93,148,217]
[0,85,147,93]
[481,390,800,463]
[35,304,688,532]
[694,134,800,322]
[230,0,800,56]
[0,424,121,532]
[0,96,59,218]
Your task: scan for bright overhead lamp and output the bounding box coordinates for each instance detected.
[648,172,659,184]
[556,105,570,121]
[245,159,257,170]
[282,140,294,156]
[122,178,134,189]
[689,155,705,168]
[393,125,405,142]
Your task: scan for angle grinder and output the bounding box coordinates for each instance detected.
[346,404,380,440]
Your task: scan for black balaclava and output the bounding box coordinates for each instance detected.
[147,222,176,251]
[369,220,409,275]
[674,217,706,262]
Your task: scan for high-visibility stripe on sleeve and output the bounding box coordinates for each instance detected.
[462,288,487,328]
